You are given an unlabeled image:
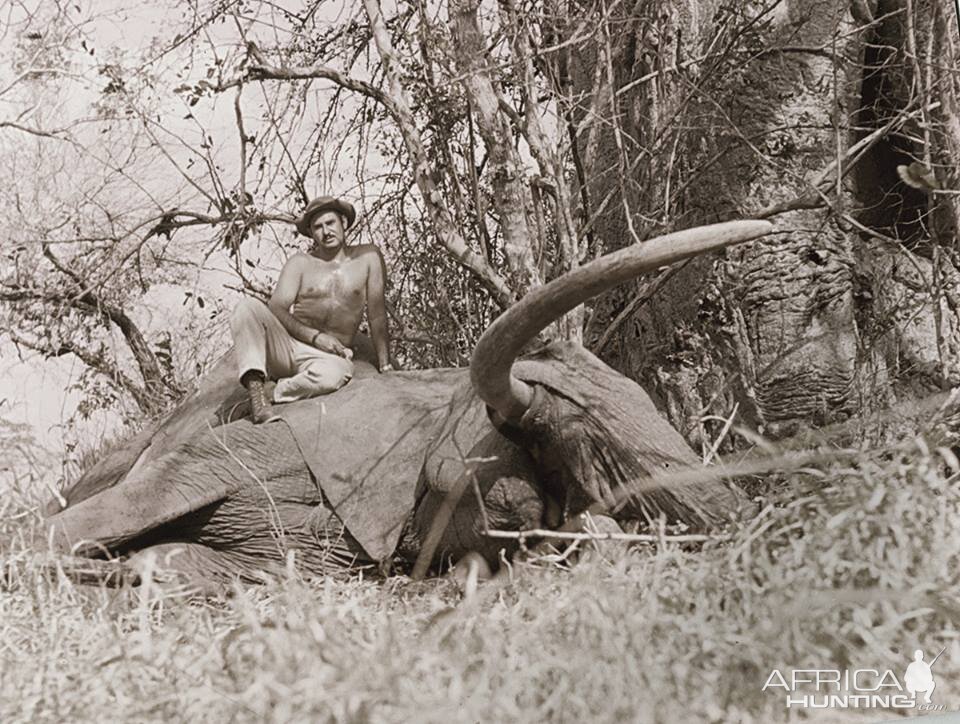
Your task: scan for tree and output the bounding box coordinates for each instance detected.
[3,0,957,448]
[572,0,960,447]
[0,2,273,419]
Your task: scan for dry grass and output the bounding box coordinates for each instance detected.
[3,435,960,723]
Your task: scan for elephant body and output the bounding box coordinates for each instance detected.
[44,222,772,582]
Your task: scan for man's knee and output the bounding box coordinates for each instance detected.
[304,361,352,393]
[274,363,351,403]
[231,296,268,326]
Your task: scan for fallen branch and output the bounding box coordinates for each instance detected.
[484,529,727,543]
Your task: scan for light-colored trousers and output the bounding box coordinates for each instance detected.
[230,297,353,404]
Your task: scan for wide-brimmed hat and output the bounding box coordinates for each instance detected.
[295,196,357,237]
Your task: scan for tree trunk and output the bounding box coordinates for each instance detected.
[449,0,541,291]
[362,0,517,309]
[579,0,959,448]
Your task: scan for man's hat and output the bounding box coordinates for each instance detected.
[295,196,357,237]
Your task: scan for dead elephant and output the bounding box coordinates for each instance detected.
[43,220,772,583]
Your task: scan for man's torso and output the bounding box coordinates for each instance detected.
[290,246,374,346]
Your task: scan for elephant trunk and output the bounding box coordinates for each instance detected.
[470,220,774,422]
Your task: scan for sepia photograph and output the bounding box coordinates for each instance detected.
[2,0,960,721]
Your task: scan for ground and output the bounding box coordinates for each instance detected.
[3,430,960,723]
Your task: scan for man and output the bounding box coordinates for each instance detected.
[230,195,393,423]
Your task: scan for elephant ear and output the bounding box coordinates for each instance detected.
[419,377,506,494]
[401,426,542,570]
[403,377,542,568]
[278,369,457,561]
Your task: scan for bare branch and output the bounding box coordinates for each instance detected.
[1,280,181,402]
[484,528,726,543]
[0,121,71,140]
[244,41,395,110]
[7,331,152,413]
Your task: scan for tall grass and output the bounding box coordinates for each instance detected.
[2,434,960,722]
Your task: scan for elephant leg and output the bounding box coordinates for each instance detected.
[45,441,236,557]
[45,420,369,582]
[125,541,278,590]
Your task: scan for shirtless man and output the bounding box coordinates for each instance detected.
[230,195,392,423]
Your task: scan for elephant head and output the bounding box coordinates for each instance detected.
[470,221,773,527]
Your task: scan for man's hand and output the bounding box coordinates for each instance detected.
[311,332,352,359]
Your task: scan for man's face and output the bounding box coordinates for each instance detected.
[310,211,346,252]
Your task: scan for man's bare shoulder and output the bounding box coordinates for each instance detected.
[284,251,313,264]
[279,251,311,272]
[348,243,384,258]
[347,244,385,267]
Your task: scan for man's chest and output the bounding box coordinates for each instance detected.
[299,259,367,300]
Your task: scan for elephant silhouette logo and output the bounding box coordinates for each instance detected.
[904,648,944,704]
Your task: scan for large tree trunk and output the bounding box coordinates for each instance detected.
[578,0,960,448]
[449,0,541,291]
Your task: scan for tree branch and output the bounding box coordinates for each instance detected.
[0,121,71,140]
[226,37,517,306]
[360,0,516,308]
[244,41,395,110]
[1,279,181,404]
[7,331,152,413]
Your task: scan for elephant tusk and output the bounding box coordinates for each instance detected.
[470,219,774,422]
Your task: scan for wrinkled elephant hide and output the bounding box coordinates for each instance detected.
[275,369,460,561]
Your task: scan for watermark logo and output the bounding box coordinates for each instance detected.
[762,648,946,711]
[905,649,938,704]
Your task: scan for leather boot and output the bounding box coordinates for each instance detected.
[242,372,280,424]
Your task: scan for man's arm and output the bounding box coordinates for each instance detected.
[366,247,392,371]
[265,255,346,356]
[267,255,315,343]
[267,254,350,358]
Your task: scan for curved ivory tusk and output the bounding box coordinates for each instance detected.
[470,219,774,421]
